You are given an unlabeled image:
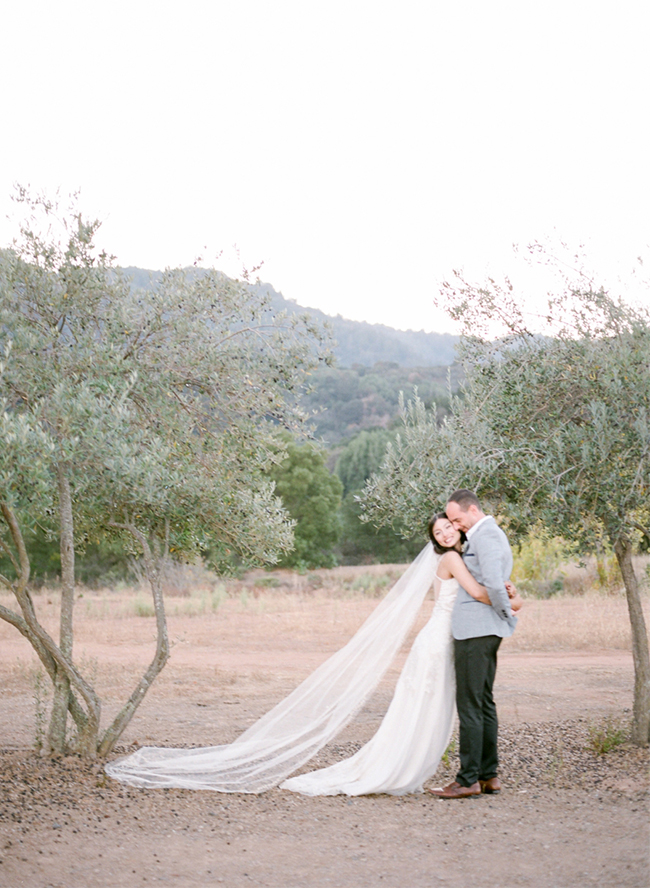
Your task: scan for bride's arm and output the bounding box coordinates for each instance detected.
[439,551,491,604]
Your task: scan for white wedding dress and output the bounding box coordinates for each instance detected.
[105,545,456,795]
[280,574,456,796]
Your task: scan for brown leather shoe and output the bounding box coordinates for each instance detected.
[428,781,481,799]
[479,777,502,794]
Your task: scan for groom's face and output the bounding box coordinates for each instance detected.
[445,501,478,532]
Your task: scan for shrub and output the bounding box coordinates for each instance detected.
[587,717,628,755]
[511,525,578,598]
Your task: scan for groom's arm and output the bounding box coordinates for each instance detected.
[471,529,513,621]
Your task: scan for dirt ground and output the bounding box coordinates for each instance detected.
[1,574,649,888]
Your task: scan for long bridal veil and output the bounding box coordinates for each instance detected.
[105,544,439,793]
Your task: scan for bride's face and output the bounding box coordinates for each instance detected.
[432,518,461,550]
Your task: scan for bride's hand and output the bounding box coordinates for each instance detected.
[505,581,518,599]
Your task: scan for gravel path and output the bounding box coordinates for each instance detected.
[1,718,648,888]
[1,588,648,886]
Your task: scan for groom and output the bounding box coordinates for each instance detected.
[430,489,517,800]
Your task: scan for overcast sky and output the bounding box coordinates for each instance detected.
[1,0,648,333]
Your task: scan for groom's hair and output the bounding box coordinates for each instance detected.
[447,488,481,510]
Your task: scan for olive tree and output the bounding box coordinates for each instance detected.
[0,189,330,757]
[362,272,650,745]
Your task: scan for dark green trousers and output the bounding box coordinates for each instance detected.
[454,635,502,787]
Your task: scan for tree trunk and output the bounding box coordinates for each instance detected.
[1,497,100,755]
[98,523,170,757]
[47,467,75,755]
[614,536,650,745]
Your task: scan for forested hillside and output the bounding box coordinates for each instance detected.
[252,282,459,367]
[304,363,461,444]
[122,268,459,368]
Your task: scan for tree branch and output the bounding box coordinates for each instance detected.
[632,522,650,544]
[99,521,170,756]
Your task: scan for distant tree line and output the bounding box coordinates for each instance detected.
[302,362,461,445]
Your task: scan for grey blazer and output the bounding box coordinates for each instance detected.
[451,517,517,640]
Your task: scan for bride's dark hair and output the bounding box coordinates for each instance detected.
[428,512,466,555]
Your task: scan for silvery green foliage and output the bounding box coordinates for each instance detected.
[362,261,650,743]
[363,276,650,547]
[0,189,331,756]
[360,393,476,538]
[0,190,331,567]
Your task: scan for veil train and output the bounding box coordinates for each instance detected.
[105,544,439,793]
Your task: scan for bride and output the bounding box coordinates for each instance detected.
[105,514,520,795]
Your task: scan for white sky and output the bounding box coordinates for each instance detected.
[1,0,648,334]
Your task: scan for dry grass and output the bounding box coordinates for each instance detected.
[1,560,647,658]
[1,561,646,756]
[504,596,643,652]
[560,553,649,597]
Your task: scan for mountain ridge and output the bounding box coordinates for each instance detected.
[121,266,459,368]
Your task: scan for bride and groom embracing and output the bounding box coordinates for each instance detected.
[106,489,522,798]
